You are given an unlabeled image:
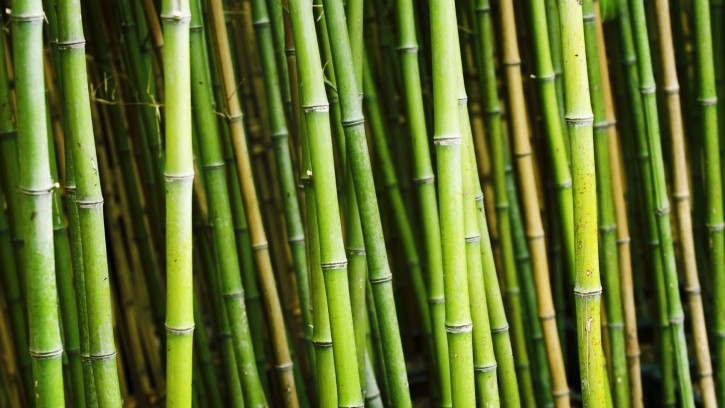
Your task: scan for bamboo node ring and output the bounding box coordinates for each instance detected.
[342,117,365,128]
[413,175,435,185]
[252,18,271,27]
[445,323,473,334]
[57,39,86,49]
[396,45,419,53]
[539,312,556,321]
[29,348,63,359]
[222,291,245,300]
[593,120,615,130]
[18,184,54,196]
[346,248,366,256]
[302,103,330,113]
[564,114,594,126]
[495,203,510,210]
[370,275,393,285]
[465,234,481,243]
[484,107,501,115]
[321,261,348,271]
[534,73,556,82]
[428,297,445,305]
[275,362,294,372]
[0,130,16,140]
[598,224,617,233]
[684,286,702,295]
[699,97,718,106]
[271,130,289,139]
[166,325,195,335]
[474,363,498,373]
[554,180,572,189]
[434,136,461,146]
[573,288,603,298]
[202,162,225,170]
[90,351,118,361]
[608,323,624,329]
[10,13,44,22]
[165,173,195,182]
[553,389,571,398]
[505,288,520,295]
[654,206,670,216]
[475,5,491,12]
[715,331,725,338]
[639,85,656,95]
[76,198,105,209]
[160,12,192,22]
[706,222,725,232]
[582,13,595,22]
[669,315,685,324]
[491,324,510,333]
[662,85,680,95]
[502,59,521,67]
[525,231,545,240]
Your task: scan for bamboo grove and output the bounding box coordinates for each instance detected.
[2,0,725,405]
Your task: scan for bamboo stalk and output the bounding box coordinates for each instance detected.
[499,0,569,401]
[207,0,298,403]
[12,0,66,404]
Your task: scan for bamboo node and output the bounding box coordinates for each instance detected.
[29,348,63,360]
[707,223,725,232]
[428,297,445,305]
[412,175,435,185]
[165,173,195,182]
[573,288,602,298]
[252,242,269,250]
[553,389,571,398]
[662,85,680,95]
[312,340,333,348]
[342,117,365,128]
[491,324,510,333]
[564,114,594,126]
[474,5,491,12]
[457,96,469,104]
[554,180,573,190]
[90,351,118,361]
[715,331,725,338]
[370,274,393,285]
[252,18,271,27]
[445,323,473,334]
[615,237,630,245]
[271,130,289,139]
[222,291,244,300]
[484,107,501,116]
[465,234,481,243]
[503,59,522,67]
[9,13,44,23]
[698,97,718,106]
[320,260,348,271]
[18,184,54,196]
[302,103,330,113]
[433,136,461,146]
[474,363,498,373]
[598,224,617,233]
[165,325,195,335]
[525,231,545,240]
[57,39,86,49]
[539,312,556,321]
[622,57,636,67]
[672,192,690,202]
[190,25,204,32]
[608,322,624,329]
[639,85,656,95]
[76,198,105,209]
[494,203,510,210]
[593,120,615,130]
[505,288,520,295]
[201,162,225,171]
[533,73,556,82]
[583,12,595,22]
[346,248,366,256]
[669,315,685,324]
[654,206,670,216]
[159,11,192,22]
[275,362,294,372]
[396,45,419,53]
[684,286,702,295]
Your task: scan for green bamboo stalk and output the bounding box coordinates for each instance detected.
[654,0,716,405]
[56,0,123,404]
[160,0,194,406]
[594,10,643,405]
[430,0,474,405]
[361,50,431,364]
[691,0,725,401]
[498,0,569,401]
[392,0,450,401]
[558,0,606,405]
[582,1,630,406]
[301,111,338,407]
[0,20,32,401]
[318,0,411,404]
[628,0,694,402]
[288,0,364,406]
[193,0,270,405]
[208,0,299,403]
[12,0,65,404]
[525,0,575,284]
[611,0,674,402]
[250,0,312,373]
[456,69,500,408]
